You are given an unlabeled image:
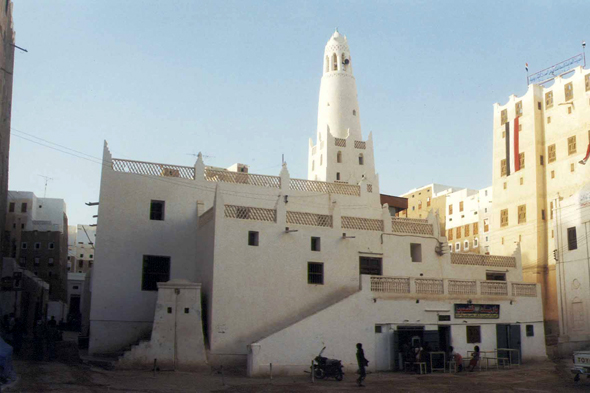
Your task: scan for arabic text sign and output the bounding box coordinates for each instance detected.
[454,304,500,319]
[529,54,584,85]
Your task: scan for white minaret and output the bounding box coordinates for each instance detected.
[308,30,377,190]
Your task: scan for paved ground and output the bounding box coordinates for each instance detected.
[7,333,590,392]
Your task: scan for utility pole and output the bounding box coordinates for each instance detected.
[38,175,53,197]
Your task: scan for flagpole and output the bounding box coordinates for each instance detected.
[583,41,586,67]
[526,63,529,86]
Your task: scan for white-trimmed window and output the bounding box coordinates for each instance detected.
[455,242,460,252]
[448,244,453,252]
[21,242,27,250]
[34,242,41,249]
[464,240,469,250]
[474,238,479,247]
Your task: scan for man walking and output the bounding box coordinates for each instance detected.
[356,343,368,387]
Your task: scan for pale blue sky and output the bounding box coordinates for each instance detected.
[9,1,590,225]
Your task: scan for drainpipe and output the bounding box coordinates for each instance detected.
[555,196,567,336]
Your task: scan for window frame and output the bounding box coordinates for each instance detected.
[466,326,481,344]
[248,231,259,247]
[568,227,578,250]
[149,200,165,221]
[141,255,171,291]
[311,237,321,252]
[500,209,509,227]
[307,262,324,285]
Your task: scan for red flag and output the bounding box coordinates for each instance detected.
[580,143,590,165]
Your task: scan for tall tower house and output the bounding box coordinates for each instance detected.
[308,30,377,193]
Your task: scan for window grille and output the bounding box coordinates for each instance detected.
[501,109,507,125]
[500,209,508,227]
[150,200,165,221]
[548,144,556,163]
[519,152,525,169]
[545,91,553,108]
[568,227,578,250]
[501,159,507,176]
[518,205,526,224]
[565,82,574,101]
[515,101,523,117]
[307,262,324,284]
[568,136,577,155]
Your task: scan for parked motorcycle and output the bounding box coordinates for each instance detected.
[313,347,344,381]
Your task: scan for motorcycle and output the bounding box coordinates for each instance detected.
[313,347,344,381]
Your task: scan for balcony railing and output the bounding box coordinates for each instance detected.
[369,275,537,298]
[112,158,195,180]
[205,169,281,188]
[451,253,516,268]
[391,217,434,236]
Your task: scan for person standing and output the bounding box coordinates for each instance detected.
[356,343,369,387]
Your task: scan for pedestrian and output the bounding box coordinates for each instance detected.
[47,316,57,328]
[468,345,480,372]
[356,343,369,387]
[449,346,463,372]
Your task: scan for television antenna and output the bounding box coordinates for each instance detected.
[38,175,54,197]
[187,153,214,159]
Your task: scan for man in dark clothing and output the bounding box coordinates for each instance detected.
[356,343,369,387]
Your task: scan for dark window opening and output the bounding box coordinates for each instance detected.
[308,262,324,285]
[336,172,340,181]
[568,227,578,250]
[466,326,481,343]
[486,272,506,281]
[410,243,422,262]
[375,325,382,333]
[150,200,165,221]
[8,202,14,212]
[311,237,321,252]
[248,231,259,246]
[526,325,534,337]
[21,203,27,213]
[184,308,189,314]
[359,257,382,275]
[142,255,171,291]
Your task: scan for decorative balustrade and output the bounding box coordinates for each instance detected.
[368,276,536,297]
[205,169,281,188]
[289,178,361,196]
[341,216,384,231]
[335,138,346,147]
[448,280,477,295]
[224,205,277,222]
[112,158,195,179]
[391,217,434,235]
[512,283,537,297]
[367,184,373,193]
[415,278,444,294]
[451,253,516,268]
[481,281,508,296]
[354,141,366,149]
[370,277,410,293]
[286,211,332,228]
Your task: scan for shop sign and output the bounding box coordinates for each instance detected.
[454,304,500,319]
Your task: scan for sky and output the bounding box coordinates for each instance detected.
[8,1,590,226]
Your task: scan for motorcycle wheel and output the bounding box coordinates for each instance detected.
[314,367,325,379]
[335,371,343,381]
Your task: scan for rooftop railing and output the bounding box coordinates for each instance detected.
[451,253,516,268]
[112,158,195,180]
[391,217,434,236]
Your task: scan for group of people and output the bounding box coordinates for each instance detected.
[449,345,480,372]
[401,342,481,374]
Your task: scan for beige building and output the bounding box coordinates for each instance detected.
[399,184,461,234]
[491,66,590,341]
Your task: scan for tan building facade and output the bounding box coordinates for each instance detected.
[491,66,590,339]
[399,184,460,234]
[446,187,492,255]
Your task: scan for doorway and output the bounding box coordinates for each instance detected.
[394,326,424,371]
[496,324,521,364]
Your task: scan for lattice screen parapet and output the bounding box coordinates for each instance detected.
[448,280,477,295]
[335,138,346,147]
[370,277,410,293]
[205,169,281,188]
[450,253,516,268]
[415,278,444,294]
[391,217,434,235]
[112,158,195,180]
[290,178,361,196]
[286,211,332,228]
[341,216,384,231]
[480,281,508,296]
[224,205,277,222]
[512,283,537,297]
[354,141,366,149]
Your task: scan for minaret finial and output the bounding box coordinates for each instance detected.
[335,27,338,32]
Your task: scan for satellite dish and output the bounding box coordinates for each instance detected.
[343,59,350,65]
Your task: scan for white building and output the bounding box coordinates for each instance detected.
[89,31,546,372]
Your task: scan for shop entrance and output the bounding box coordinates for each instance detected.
[496,324,521,364]
[393,326,424,370]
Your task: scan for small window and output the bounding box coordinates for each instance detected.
[311,237,321,252]
[486,272,506,281]
[336,172,340,181]
[548,145,556,162]
[426,197,431,207]
[308,262,324,285]
[464,224,470,237]
[248,231,259,246]
[418,201,422,210]
[8,202,14,212]
[500,109,507,125]
[142,255,171,291]
[501,159,507,176]
[550,201,554,219]
[21,203,27,213]
[537,102,542,110]
[545,91,553,108]
[79,254,83,258]
[48,242,54,250]
[410,243,422,262]
[526,325,534,337]
[473,223,478,235]
[359,257,382,275]
[150,200,165,221]
[520,177,523,185]
[466,326,481,343]
[73,285,79,290]
[455,242,460,252]
[501,209,509,227]
[519,152,525,169]
[474,238,479,247]
[353,110,357,116]
[34,242,41,250]
[571,163,575,173]
[449,204,453,215]
[48,258,54,266]
[48,272,52,278]
[565,82,573,101]
[358,153,364,165]
[568,106,572,114]
[375,325,382,333]
[89,254,93,258]
[464,240,469,250]
[515,101,523,117]
[456,226,461,238]
[518,204,526,224]
[34,258,40,266]
[568,227,577,250]
[447,229,453,241]
[568,136,577,155]
[540,155,544,165]
[459,201,464,212]
[448,244,453,252]
[78,260,84,268]
[21,242,27,249]
[503,182,507,190]
[336,151,342,163]
[541,209,545,220]
[311,161,315,171]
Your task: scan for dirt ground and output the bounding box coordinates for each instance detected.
[9,356,590,392]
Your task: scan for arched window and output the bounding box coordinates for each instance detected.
[325,56,329,73]
[359,153,364,165]
[332,53,338,71]
[337,151,342,163]
[353,110,356,116]
[336,172,340,181]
